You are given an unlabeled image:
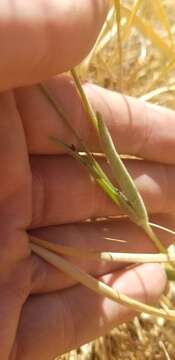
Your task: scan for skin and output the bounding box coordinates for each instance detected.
[0,1,175,359]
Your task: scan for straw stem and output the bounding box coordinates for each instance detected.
[31,242,175,321]
[31,237,175,264]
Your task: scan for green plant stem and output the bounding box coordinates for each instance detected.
[143,223,175,275]
[39,83,84,148]
[50,135,120,205]
[143,223,167,254]
[71,68,98,130]
[97,112,148,225]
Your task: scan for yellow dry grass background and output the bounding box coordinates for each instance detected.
[79,0,175,107]
[58,0,175,359]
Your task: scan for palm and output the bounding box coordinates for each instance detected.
[0,79,174,359]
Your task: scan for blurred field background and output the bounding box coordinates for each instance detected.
[58,0,175,359]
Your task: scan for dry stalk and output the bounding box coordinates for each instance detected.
[31,242,175,322]
[31,236,175,264]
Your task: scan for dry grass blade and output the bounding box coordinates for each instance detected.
[159,341,171,360]
[31,242,175,321]
[113,0,123,90]
[151,0,173,46]
[121,5,174,58]
[38,83,83,146]
[121,0,143,43]
[149,222,175,236]
[146,56,175,92]
[141,85,175,101]
[83,7,115,71]
[31,236,175,263]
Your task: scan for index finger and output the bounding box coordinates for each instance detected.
[16,75,175,164]
[0,0,107,90]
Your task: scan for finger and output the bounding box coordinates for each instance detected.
[0,92,32,357]
[30,214,174,293]
[0,0,107,90]
[31,155,175,228]
[0,92,30,267]
[0,259,31,359]
[14,264,166,360]
[15,76,175,163]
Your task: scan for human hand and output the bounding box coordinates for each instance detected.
[0,1,175,359]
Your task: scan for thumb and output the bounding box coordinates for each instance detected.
[0,0,108,90]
